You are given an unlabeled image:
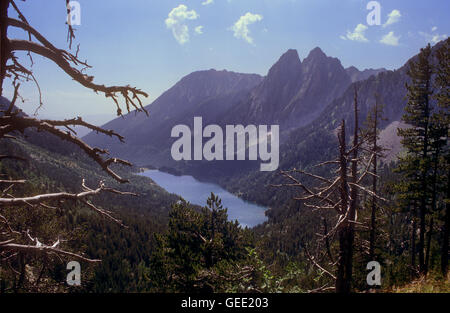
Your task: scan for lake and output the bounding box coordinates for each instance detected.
[139,170,268,227]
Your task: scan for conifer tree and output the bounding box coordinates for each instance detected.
[433,39,450,276]
[397,44,434,273]
[150,194,250,292]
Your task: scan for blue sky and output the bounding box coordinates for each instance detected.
[4,0,449,122]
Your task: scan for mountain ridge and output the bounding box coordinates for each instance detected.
[216,39,448,208]
[84,46,361,168]
[83,44,426,185]
[345,66,387,83]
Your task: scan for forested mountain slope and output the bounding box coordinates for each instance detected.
[219,41,446,208]
[0,98,182,291]
[84,47,358,169]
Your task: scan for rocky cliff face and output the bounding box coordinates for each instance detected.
[240,49,303,125]
[283,47,352,127]
[223,47,352,130]
[83,69,263,164]
[84,47,355,166]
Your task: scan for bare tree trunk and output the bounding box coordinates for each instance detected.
[347,89,358,290]
[323,217,334,263]
[0,0,10,96]
[336,88,359,293]
[442,168,450,276]
[336,120,350,293]
[369,99,378,260]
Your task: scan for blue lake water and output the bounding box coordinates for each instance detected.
[139,170,268,228]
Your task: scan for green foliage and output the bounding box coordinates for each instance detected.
[0,135,176,292]
[147,194,253,292]
[393,40,449,276]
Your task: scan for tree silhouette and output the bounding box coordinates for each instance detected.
[0,0,148,271]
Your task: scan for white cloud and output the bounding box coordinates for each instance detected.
[165,5,199,45]
[419,30,448,44]
[230,12,263,44]
[341,24,369,42]
[383,9,401,28]
[202,0,214,5]
[431,26,438,32]
[195,25,204,35]
[380,31,400,46]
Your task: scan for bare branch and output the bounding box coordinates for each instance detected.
[305,246,336,280]
[0,181,136,208]
[0,115,131,183]
[314,160,339,167]
[8,39,148,116]
[275,170,338,208]
[348,182,388,202]
[292,169,333,184]
[5,81,19,114]
[0,179,26,184]
[0,242,101,263]
[308,284,335,293]
[81,200,126,228]
[41,116,125,142]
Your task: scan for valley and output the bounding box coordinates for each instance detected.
[0,0,448,294]
[83,45,415,210]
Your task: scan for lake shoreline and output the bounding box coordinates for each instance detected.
[138,169,268,228]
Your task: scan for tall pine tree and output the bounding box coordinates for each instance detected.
[397,44,433,274]
[433,39,450,276]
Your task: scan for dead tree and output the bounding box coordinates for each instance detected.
[361,94,387,261]
[369,98,379,260]
[0,0,148,282]
[274,87,386,293]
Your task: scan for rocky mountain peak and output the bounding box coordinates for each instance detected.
[266,49,302,80]
[304,47,327,61]
[301,47,342,71]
